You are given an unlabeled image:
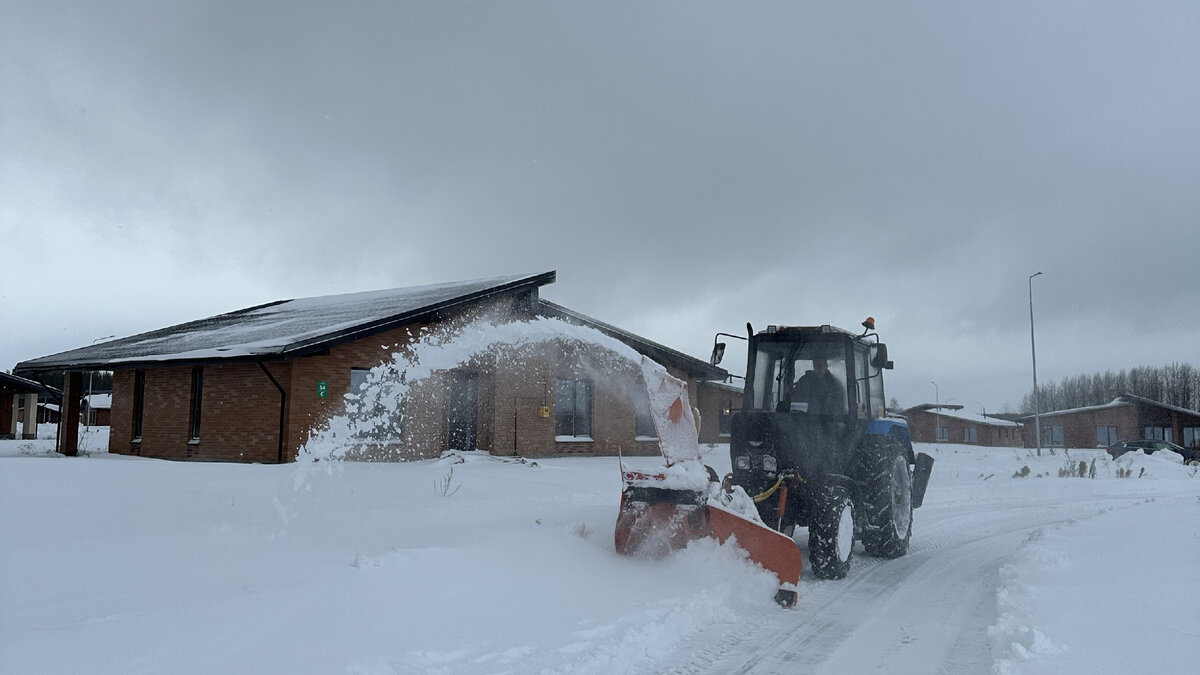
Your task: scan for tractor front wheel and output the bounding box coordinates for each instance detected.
[808,483,854,579]
[855,436,913,559]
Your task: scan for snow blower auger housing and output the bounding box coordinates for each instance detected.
[615,358,805,608]
[712,318,934,581]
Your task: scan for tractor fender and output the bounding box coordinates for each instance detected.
[812,473,861,510]
[865,418,915,464]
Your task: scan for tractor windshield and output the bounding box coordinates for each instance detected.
[750,337,850,415]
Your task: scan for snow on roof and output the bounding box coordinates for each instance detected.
[1022,394,1200,420]
[16,273,555,372]
[911,407,1022,427]
[701,379,744,393]
[84,393,112,409]
[1020,397,1132,419]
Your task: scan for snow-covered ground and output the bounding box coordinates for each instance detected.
[2,437,1197,674]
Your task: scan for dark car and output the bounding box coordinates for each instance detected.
[1106,439,1200,465]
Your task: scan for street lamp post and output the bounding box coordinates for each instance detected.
[931,381,939,444]
[85,335,115,432]
[1028,272,1043,456]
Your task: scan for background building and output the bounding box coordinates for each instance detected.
[902,403,1024,447]
[1019,394,1200,450]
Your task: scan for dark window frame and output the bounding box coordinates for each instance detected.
[555,378,593,439]
[131,369,146,442]
[188,367,203,442]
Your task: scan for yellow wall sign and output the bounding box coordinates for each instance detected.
[538,405,550,418]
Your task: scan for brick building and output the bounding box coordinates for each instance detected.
[1019,394,1200,450]
[903,404,1024,447]
[15,272,728,462]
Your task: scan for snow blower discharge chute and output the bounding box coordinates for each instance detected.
[615,358,805,608]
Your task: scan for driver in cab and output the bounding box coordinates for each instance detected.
[791,358,846,415]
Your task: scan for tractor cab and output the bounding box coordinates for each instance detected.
[742,323,892,421]
[711,319,905,499]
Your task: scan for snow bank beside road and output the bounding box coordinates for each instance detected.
[991,492,1200,674]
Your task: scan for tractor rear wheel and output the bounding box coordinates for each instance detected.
[854,436,913,559]
[808,483,854,579]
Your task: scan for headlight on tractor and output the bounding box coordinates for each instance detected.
[735,455,751,470]
[761,455,777,473]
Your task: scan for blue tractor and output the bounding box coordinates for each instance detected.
[711,318,934,579]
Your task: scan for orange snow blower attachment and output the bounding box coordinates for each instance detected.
[614,358,804,607]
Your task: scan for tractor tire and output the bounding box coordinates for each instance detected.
[808,483,855,579]
[854,436,913,559]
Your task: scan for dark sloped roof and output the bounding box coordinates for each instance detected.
[0,371,62,396]
[16,272,556,373]
[535,300,727,381]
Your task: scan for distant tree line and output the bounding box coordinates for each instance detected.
[27,370,113,394]
[1021,363,1200,414]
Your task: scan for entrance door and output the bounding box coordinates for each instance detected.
[448,371,479,451]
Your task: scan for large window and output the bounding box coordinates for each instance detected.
[349,368,371,397]
[132,369,146,441]
[1096,426,1118,447]
[188,367,203,441]
[1184,427,1200,448]
[1041,424,1064,447]
[1144,426,1173,442]
[964,427,978,443]
[633,386,656,439]
[555,378,593,440]
[936,426,949,442]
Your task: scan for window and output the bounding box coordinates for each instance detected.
[1184,427,1200,448]
[555,378,592,440]
[964,427,978,443]
[1143,426,1173,442]
[349,368,371,397]
[719,400,734,437]
[936,426,949,442]
[1096,426,1118,447]
[348,366,403,444]
[188,367,203,441]
[1041,424,1064,447]
[633,386,656,439]
[132,369,146,441]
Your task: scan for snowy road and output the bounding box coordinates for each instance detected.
[3,439,1197,675]
[663,493,1140,674]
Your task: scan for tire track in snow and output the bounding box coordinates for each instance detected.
[657,492,1155,675]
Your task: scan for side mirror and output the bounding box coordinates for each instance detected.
[871,343,893,370]
[710,342,726,366]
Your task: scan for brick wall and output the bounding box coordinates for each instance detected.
[111,363,291,462]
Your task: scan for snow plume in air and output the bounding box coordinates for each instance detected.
[298,315,646,463]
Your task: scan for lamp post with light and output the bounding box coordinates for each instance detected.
[85,335,115,431]
[1028,272,1043,456]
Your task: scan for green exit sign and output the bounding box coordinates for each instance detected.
[317,381,329,398]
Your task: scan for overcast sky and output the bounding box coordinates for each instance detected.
[3,1,1197,412]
